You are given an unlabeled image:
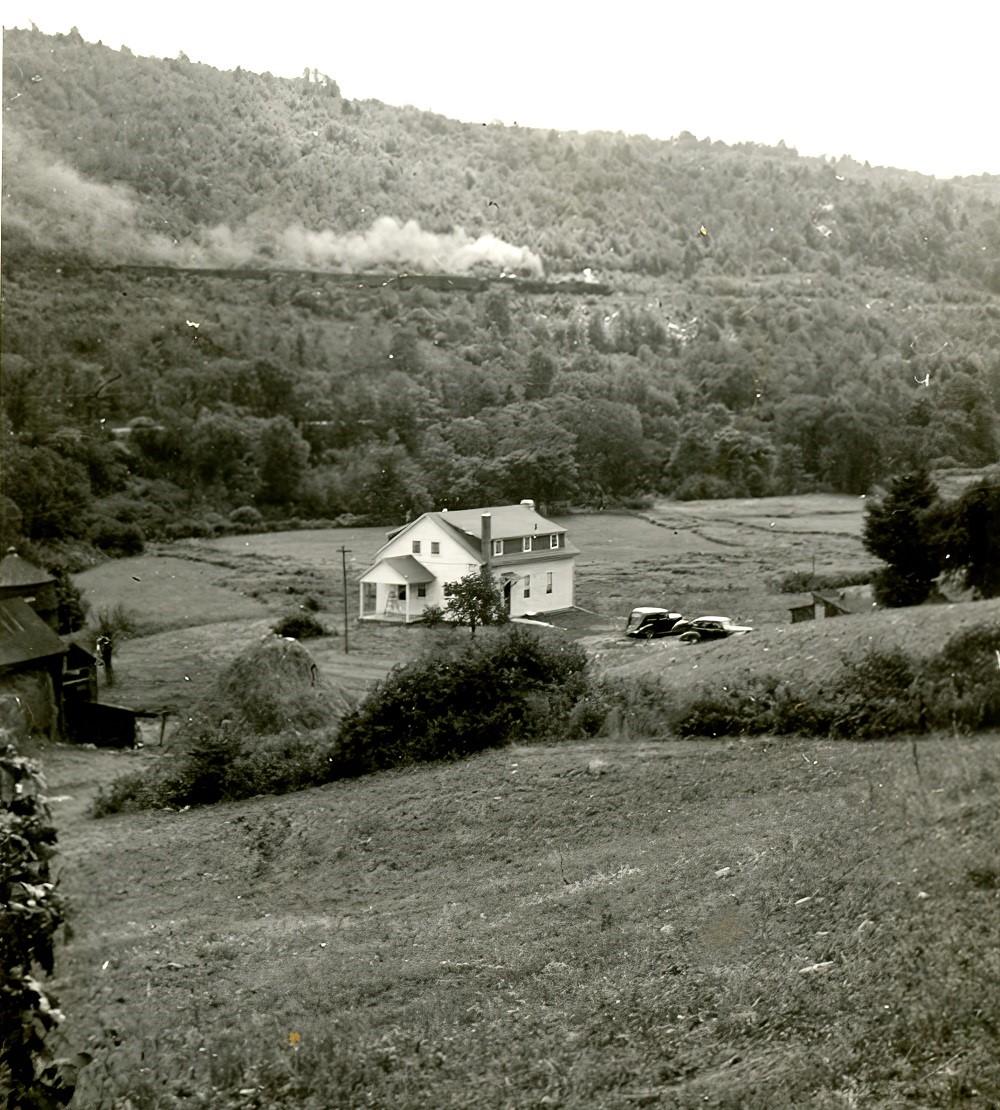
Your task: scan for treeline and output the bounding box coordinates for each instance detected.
[2,27,1000,553]
[2,260,999,554]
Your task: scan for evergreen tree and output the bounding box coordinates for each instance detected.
[944,479,1000,598]
[862,469,942,607]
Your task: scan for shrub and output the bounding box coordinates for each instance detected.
[89,516,146,556]
[229,505,264,527]
[568,675,673,738]
[273,612,327,640]
[420,604,446,626]
[163,517,216,539]
[93,603,140,643]
[674,474,734,501]
[829,646,921,738]
[48,563,90,634]
[92,728,341,815]
[920,623,1000,732]
[772,569,874,593]
[333,628,589,776]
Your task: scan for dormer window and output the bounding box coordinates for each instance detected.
[431,541,440,555]
[522,536,532,553]
[493,539,503,557]
[549,534,559,549]
[412,540,421,554]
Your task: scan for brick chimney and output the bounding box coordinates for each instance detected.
[480,512,492,565]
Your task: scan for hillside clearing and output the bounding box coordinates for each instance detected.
[49,732,1000,1108]
[602,596,1000,695]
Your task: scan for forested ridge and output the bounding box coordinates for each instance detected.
[3,25,1000,554]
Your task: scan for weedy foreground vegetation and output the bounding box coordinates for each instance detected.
[55,731,1000,1108]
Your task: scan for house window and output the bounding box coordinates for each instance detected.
[523,576,531,599]
[412,540,421,554]
[546,572,553,594]
[493,539,503,557]
[417,584,427,598]
[522,536,532,553]
[430,541,440,555]
[549,533,559,549]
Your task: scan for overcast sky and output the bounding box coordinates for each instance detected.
[4,0,997,179]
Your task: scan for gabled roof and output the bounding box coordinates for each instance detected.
[434,515,488,560]
[0,550,54,590]
[0,597,67,670]
[439,505,566,539]
[368,505,571,570]
[381,556,435,583]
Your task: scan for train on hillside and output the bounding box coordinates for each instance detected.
[44,262,611,297]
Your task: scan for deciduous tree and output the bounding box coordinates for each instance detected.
[444,566,507,637]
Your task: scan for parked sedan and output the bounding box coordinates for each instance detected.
[624,607,686,639]
[676,616,753,643]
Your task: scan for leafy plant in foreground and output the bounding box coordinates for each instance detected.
[1,746,90,1106]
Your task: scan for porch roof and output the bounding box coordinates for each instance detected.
[361,555,436,585]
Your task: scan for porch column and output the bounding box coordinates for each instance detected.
[405,584,411,623]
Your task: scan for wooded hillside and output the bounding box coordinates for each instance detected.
[3,26,999,552]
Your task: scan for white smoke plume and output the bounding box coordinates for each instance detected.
[277,218,543,276]
[3,133,544,276]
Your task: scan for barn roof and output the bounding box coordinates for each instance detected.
[0,597,67,670]
[0,550,55,590]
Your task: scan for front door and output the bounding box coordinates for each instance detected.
[503,580,512,614]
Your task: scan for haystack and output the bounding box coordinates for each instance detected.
[181,634,352,740]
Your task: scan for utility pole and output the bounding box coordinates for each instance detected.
[338,545,351,654]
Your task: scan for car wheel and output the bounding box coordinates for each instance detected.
[679,631,700,644]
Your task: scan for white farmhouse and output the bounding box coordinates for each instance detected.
[359,499,578,622]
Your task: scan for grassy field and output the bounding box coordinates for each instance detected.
[47,732,1000,1108]
[43,496,1000,1106]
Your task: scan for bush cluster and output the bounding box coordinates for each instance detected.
[94,628,591,814]
[88,516,146,556]
[272,612,327,640]
[772,569,874,594]
[334,628,589,776]
[92,728,342,815]
[671,623,1000,739]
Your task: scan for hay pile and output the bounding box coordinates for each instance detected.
[180,634,353,740]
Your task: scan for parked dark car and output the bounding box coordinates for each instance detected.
[624,607,686,639]
[676,616,753,643]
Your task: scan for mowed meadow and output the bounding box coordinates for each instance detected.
[45,494,1000,1106]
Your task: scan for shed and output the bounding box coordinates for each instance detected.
[789,590,875,623]
[0,596,68,739]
